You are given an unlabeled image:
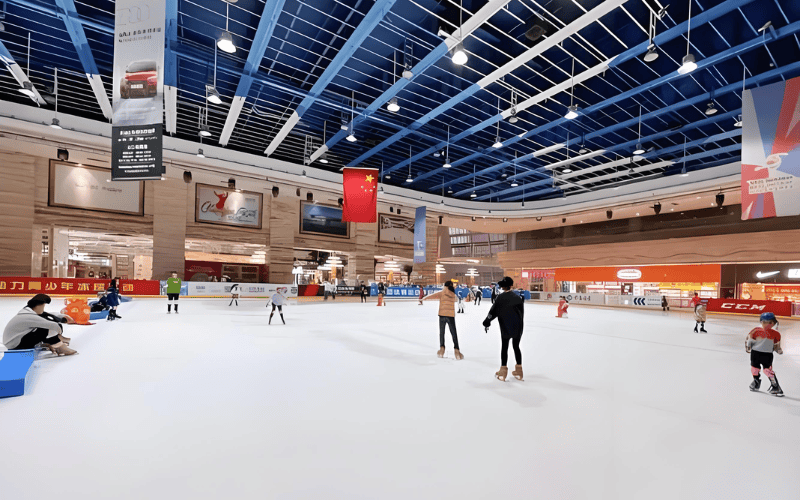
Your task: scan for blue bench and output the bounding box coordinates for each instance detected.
[0,349,36,398]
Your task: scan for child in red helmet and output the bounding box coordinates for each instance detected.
[746,312,784,397]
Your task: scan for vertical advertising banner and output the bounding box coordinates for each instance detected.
[112,0,166,181]
[413,206,426,263]
[741,76,800,220]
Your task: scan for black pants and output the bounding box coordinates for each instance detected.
[501,333,523,366]
[271,304,283,312]
[750,351,773,369]
[11,327,60,350]
[361,293,367,303]
[475,294,481,305]
[438,316,459,349]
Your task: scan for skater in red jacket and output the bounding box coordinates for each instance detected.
[746,312,784,397]
[556,297,569,318]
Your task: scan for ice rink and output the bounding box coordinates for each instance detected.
[1,296,799,500]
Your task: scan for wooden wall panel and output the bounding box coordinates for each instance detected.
[498,228,800,271]
[268,184,298,284]
[353,222,377,282]
[152,177,187,280]
[0,152,35,276]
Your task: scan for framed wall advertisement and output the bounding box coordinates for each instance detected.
[48,160,144,215]
[378,213,414,245]
[195,183,263,229]
[299,201,349,238]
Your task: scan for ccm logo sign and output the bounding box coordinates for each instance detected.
[616,269,642,280]
[721,303,766,311]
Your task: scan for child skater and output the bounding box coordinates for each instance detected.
[691,292,707,332]
[229,283,240,306]
[105,279,121,321]
[456,284,467,313]
[556,296,569,318]
[268,288,287,325]
[746,312,784,397]
[418,285,425,305]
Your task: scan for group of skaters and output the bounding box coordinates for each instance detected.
[425,277,524,382]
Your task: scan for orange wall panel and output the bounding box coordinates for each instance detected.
[555,264,721,283]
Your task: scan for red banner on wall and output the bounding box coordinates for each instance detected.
[706,298,792,317]
[0,277,161,296]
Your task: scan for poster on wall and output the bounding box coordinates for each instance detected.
[379,214,414,245]
[111,0,166,181]
[49,161,144,215]
[413,207,426,263]
[195,184,262,228]
[741,76,800,220]
[300,201,349,238]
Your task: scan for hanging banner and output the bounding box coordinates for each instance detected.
[341,168,378,223]
[741,76,800,220]
[413,207,426,263]
[111,0,166,181]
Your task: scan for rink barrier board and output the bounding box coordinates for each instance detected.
[0,277,161,296]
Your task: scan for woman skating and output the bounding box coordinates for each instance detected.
[424,280,463,360]
[483,277,524,381]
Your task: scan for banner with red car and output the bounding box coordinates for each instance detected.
[111,0,166,180]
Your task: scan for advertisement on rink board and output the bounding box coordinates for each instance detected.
[706,298,792,317]
[605,295,663,308]
[111,0,166,180]
[0,277,160,296]
[176,282,298,298]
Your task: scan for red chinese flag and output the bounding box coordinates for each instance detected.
[342,167,378,223]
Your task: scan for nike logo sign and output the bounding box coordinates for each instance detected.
[756,271,780,279]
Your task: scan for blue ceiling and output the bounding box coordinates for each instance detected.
[1,0,799,202]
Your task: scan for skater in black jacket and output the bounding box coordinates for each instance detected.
[483,277,524,382]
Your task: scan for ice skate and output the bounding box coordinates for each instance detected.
[437,346,445,358]
[167,310,172,314]
[495,366,508,382]
[512,364,523,381]
[749,377,761,392]
[58,334,71,345]
[454,349,464,360]
[693,323,699,333]
[280,315,285,325]
[768,377,784,397]
[269,315,273,325]
[699,324,707,333]
[43,342,77,357]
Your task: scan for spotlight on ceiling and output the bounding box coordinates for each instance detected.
[433,150,441,158]
[734,114,743,128]
[643,44,659,62]
[50,118,62,129]
[492,137,503,148]
[470,191,477,198]
[443,159,451,168]
[206,85,222,105]
[508,110,518,123]
[578,145,589,154]
[451,43,468,65]
[447,187,453,194]
[681,165,689,176]
[386,97,400,113]
[199,124,212,137]
[510,180,519,187]
[715,192,725,208]
[301,170,306,178]
[503,218,508,223]
[227,178,236,190]
[562,168,572,174]
[319,154,329,164]
[633,143,646,155]
[705,102,718,116]
[18,81,35,98]
[346,132,357,142]
[196,149,205,158]
[217,31,236,54]
[564,104,579,120]
[677,53,697,75]
[57,148,69,161]
[653,201,662,215]
[405,174,413,183]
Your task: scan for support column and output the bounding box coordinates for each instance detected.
[353,222,377,284]
[0,152,35,276]
[268,183,298,284]
[413,215,440,285]
[152,177,187,280]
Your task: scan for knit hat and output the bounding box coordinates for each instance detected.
[498,276,514,288]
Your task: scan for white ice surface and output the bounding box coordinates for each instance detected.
[1,298,799,500]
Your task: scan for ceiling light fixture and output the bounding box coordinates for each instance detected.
[705,102,718,115]
[18,35,36,98]
[197,148,205,158]
[633,104,645,154]
[492,98,503,147]
[199,124,212,137]
[387,97,400,113]
[48,68,62,128]
[643,11,659,62]
[346,91,357,142]
[450,1,468,65]
[734,114,743,128]
[734,65,746,128]
[565,58,579,119]
[644,45,659,62]
[206,44,222,104]
[217,2,236,53]
[677,0,697,75]
[401,39,414,79]
[443,125,451,167]
[406,145,414,183]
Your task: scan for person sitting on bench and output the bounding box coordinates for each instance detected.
[2,294,77,356]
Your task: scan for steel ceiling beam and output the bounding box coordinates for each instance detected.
[0,39,45,105]
[308,0,513,163]
[264,0,399,156]
[219,0,287,147]
[345,0,629,169]
[164,0,178,134]
[53,0,112,120]
[422,0,765,190]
